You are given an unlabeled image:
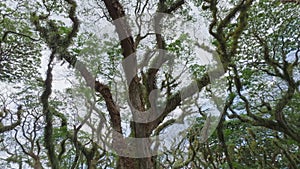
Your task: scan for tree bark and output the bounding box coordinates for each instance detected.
[103,1,154,168]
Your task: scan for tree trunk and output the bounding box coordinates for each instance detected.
[103,1,158,168]
[117,156,155,169]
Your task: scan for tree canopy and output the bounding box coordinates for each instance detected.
[0,0,299,169]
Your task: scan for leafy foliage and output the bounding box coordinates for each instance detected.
[0,0,299,169]
[0,2,41,82]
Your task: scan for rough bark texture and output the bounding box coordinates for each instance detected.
[103,0,145,168]
[102,0,213,168]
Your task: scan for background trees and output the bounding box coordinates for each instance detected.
[0,0,299,169]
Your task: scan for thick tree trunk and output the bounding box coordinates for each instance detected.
[117,156,155,169]
[117,157,135,169]
[103,1,156,169]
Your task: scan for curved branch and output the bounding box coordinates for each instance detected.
[1,31,40,42]
[0,106,22,133]
[40,50,59,169]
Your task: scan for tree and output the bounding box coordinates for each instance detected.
[0,0,299,169]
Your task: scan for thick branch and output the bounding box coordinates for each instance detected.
[0,106,22,133]
[40,51,59,169]
[164,0,185,13]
